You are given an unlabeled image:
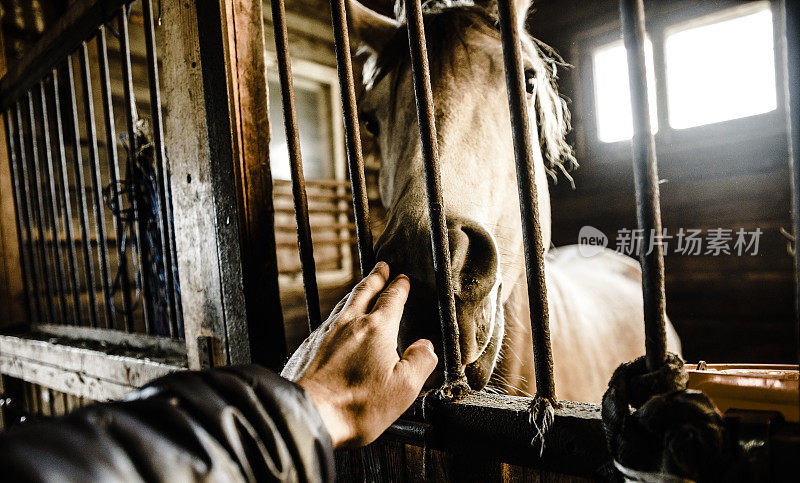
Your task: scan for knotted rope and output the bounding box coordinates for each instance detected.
[601,353,743,482]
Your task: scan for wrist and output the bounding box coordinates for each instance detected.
[298,378,354,448]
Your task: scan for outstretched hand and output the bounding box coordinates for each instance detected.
[282,262,438,448]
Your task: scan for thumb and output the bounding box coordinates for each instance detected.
[396,339,438,391]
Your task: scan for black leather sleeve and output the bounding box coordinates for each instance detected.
[0,365,336,483]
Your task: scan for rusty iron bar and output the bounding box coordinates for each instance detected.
[96,26,134,331]
[65,57,101,328]
[37,82,71,325]
[13,103,45,323]
[142,0,182,337]
[4,110,36,321]
[25,90,58,324]
[51,68,84,325]
[620,0,667,371]
[782,0,800,420]
[403,0,465,389]
[329,0,375,276]
[118,8,153,334]
[270,0,323,331]
[496,0,556,401]
[79,43,115,330]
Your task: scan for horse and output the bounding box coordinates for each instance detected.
[284,0,681,402]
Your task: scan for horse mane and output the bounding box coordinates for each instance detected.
[360,0,578,182]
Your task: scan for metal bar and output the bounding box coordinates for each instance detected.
[496,0,556,401]
[270,0,322,331]
[14,102,45,323]
[3,110,35,321]
[51,68,84,325]
[329,0,375,275]
[65,57,101,328]
[781,0,800,421]
[78,41,114,330]
[26,90,58,324]
[620,0,667,371]
[0,0,131,111]
[403,0,465,391]
[37,82,71,325]
[118,8,153,334]
[96,26,134,332]
[142,0,181,338]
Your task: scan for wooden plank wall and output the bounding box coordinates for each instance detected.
[531,0,796,364]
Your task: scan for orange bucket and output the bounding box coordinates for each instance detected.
[686,363,799,422]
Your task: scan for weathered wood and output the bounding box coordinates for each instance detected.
[160,0,250,368]
[32,323,186,355]
[0,333,183,400]
[219,0,288,370]
[0,24,25,329]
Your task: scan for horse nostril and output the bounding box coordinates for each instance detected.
[448,220,498,301]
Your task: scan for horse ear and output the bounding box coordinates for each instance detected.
[348,0,400,53]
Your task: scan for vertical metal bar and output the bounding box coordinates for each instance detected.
[270,0,323,331]
[620,0,667,371]
[52,68,83,325]
[14,102,45,323]
[37,82,71,325]
[4,110,35,321]
[65,58,101,328]
[781,0,800,420]
[329,0,375,275]
[118,7,153,334]
[403,0,466,392]
[26,90,58,324]
[142,0,181,337]
[96,27,134,332]
[496,0,556,401]
[79,42,114,329]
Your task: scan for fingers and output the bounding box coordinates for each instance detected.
[369,275,410,329]
[343,262,391,314]
[396,339,438,392]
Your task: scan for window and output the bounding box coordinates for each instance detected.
[592,39,658,143]
[590,2,778,144]
[664,3,776,129]
[266,60,345,181]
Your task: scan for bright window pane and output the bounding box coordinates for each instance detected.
[592,39,658,143]
[268,77,334,180]
[665,4,776,129]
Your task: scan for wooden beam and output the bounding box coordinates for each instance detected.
[0,8,25,329]
[220,0,288,372]
[0,334,183,401]
[160,0,250,368]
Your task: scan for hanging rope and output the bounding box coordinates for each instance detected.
[104,118,179,336]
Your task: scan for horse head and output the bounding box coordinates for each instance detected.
[351,0,575,390]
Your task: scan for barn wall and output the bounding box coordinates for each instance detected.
[530,0,795,364]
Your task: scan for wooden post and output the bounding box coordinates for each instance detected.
[0,19,25,329]
[160,0,286,369]
[160,0,247,368]
[220,0,287,369]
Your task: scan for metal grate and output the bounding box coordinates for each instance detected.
[0,0,182,338]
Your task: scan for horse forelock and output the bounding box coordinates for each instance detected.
[359,0,577,181]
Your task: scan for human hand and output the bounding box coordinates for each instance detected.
[282,262,437,448]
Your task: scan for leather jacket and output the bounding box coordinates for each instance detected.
[0,365,335,482]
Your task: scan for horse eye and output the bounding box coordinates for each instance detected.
[361,112,380,137]
[524,69,536,95]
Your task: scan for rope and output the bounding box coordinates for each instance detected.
[600,353,744,482]
[104,119,179,336]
